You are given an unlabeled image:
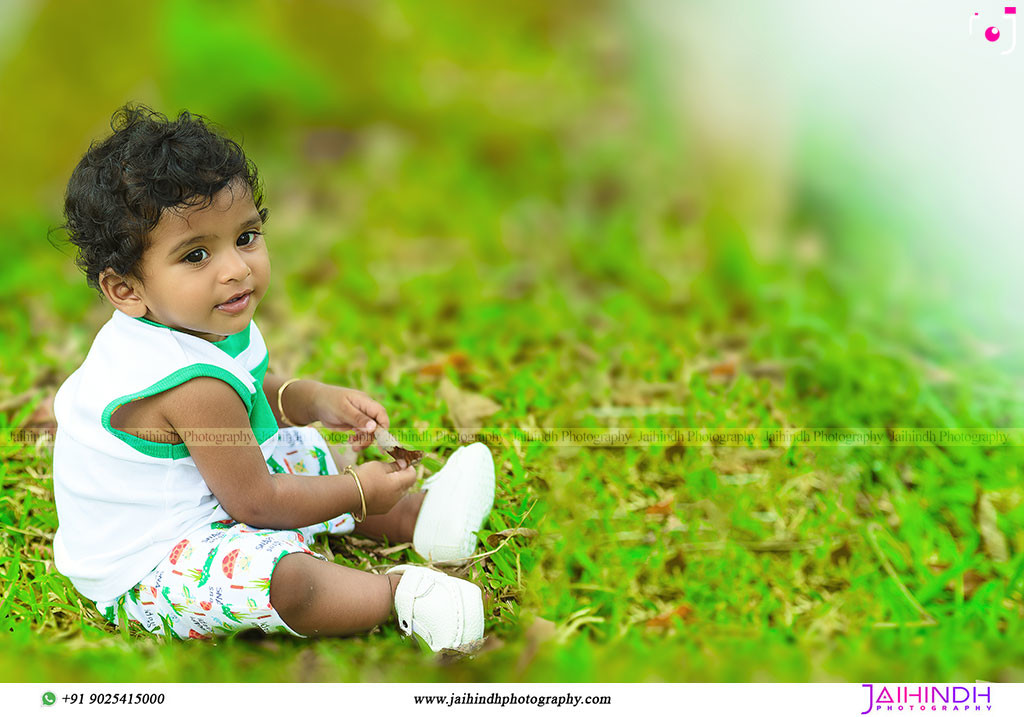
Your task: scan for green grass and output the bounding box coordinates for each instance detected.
[1,0,1023,682]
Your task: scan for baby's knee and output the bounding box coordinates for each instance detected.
[269,552,318,620]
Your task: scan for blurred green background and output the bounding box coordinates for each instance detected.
[1,0,1022,682]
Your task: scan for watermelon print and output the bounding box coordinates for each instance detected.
[221,549,251,578]
[168,538,191,564]
[222,549,240,578]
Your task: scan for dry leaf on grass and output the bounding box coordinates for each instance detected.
[440,377,500,433]
[745,361,788,380]
[377,542,413,557]
[927,565,990,599]
[665,442,687,462]
[977,492,1009,562]
[665,550,687,574]
[645,498,674,515]
[418,352,472,377]
[963,570,989,599]
[373,427,424,465]
[687,353,792,384]
[645,604,694,629]
[438,637,488,661]
[486,528,539,548]
[709,358,738,378]
[830,540,852,566]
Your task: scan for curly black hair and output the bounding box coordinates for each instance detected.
[61,104,268,295]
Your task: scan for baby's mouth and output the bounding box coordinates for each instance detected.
[216,290,252,310]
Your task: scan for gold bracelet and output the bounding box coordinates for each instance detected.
[344,465,366,522]
[276,377,302,427]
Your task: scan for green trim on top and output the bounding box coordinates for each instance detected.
[131,315,252,356]
[211,324,252,358]
[101,364,260,459]
[250,352,270,387]
[250,385,278,444]
[133,315,176,331]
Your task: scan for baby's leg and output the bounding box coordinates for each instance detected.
[356,491,425,543]
[270,552,399,637]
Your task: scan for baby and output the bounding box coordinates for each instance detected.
[51,105,495,650]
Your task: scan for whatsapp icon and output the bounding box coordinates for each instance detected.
[42,691,56,706]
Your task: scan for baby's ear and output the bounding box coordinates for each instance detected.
[99,268,147,316]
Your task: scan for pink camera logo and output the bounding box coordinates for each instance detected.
[971,6,1017,53]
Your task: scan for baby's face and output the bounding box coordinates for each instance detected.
[132,180,269,342]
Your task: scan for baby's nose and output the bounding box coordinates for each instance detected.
[220,252,253,281]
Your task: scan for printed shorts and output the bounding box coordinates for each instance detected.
[93,427,355,640]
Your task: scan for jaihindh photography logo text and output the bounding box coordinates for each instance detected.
[861,685,993,713]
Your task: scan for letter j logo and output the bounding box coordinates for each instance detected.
[971,6,1018,54]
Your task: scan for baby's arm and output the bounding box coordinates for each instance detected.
[160,377,417,529]
[264,373,320,428]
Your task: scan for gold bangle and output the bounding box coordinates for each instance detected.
[277,377,302,427]
[344,465,366,523]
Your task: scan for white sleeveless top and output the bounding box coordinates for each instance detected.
[52,309,280,601]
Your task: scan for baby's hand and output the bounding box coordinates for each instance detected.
[353,459,417,516]
[314,386,390,452]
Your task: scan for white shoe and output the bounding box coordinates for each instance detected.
[387,565,484,652]
[413,443,495,562]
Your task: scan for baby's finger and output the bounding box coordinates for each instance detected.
[349,393,389,432]
[390,466,418,491]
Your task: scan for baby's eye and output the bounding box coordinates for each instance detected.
[237,231,262,247]
[183,248,208,264]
